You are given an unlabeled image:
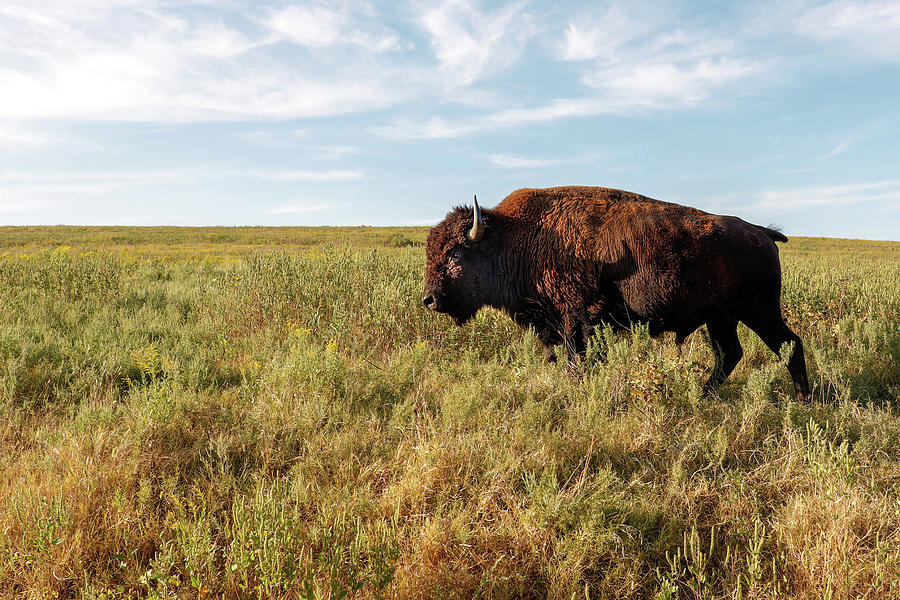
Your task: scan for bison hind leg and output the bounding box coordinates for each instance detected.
[740,309,810,401]
[703,314,743,396]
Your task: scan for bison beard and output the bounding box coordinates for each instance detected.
[422,186,811,400]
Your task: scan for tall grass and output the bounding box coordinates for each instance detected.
[0,229,898,598]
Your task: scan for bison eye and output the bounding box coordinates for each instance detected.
[450,250,463,261]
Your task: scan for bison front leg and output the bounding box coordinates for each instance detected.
[542,343,557,363]
[533,315,590,366]
[703,314,743,395]
[533,322,563,363]
[561,315,591,365]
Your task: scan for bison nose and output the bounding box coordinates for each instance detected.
[423,294,436,310]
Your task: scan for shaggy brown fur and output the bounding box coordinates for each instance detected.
[423,186,810,400]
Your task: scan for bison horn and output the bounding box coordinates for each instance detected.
[467,195,485,242]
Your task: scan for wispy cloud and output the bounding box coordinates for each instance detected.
[0,198,60,213]
[488,154,563,168]
[795,1,900,62]
[318,145,360,159]
[0,169,205,185]
[823,137,855,158]
[0,167,365,186]
[750,180,900,210]
[0,168,207,214]
[263,5,345,48]
[487,151,607,169]
[0,167,364,217]
[0,165,366,223]
[0,124,62,149]
[372,83,746,139]
[252,169,363,182]
[261,3,401,52]
[561,7,640,62]
[370,98,612,139]
[568,13,765,108]
[233,129,308,147]
[599,57,762,106]
[419,0,535,87]
[777,167,819,175]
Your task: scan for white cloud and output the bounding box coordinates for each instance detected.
[777,167,819,174]
[796,1,900,61]
[264,5,344,47]
[0,165,366,221]
[487,150,611,169]
[262,3,401,51]
[568,12,764,107]
[561,7,644,62]
[0,198,59,213]
[0,123,63,149]
[369,97,609,139]
[319,145,359,159]
[231,130,359,159]
[601,57,761,106]
[371,94,663,139]
[369,116,476,140]
[750,180,900,210]
[253,169,363,182]
[488,154,563,168]
[0,169,199,213]
[233,128,308,147]
[418,0,535,86]
[181,21,262,58]
[823,137,855,158]
[0,169,203,185]
[0,167,364,186]
[0,1,410,122]
[0,167,364,215]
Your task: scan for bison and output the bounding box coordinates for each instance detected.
[423,186,810,400]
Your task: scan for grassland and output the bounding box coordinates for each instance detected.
[0,226,898,599]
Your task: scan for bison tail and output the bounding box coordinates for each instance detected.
[758,225,788,243]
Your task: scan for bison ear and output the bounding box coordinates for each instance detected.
[467,194,485,242]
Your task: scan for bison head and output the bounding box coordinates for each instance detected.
[423,196,494,326]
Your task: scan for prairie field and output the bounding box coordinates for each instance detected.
[0,226,899,599]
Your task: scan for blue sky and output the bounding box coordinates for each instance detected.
[1,1,899,240]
